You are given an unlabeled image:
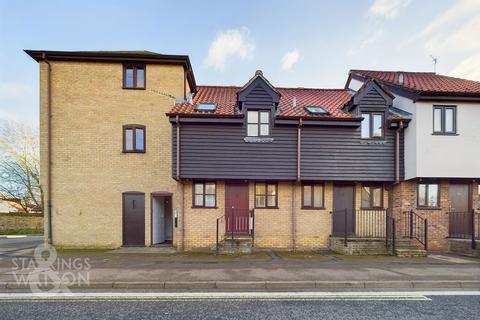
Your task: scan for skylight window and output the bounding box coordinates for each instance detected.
[196,103,217,112]
[304,106,329,115]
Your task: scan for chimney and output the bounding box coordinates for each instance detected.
[398,73,404,85]
[292,96,297,108]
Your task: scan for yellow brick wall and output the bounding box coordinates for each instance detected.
[296,182,333,250]
[184,181,338,251]
[39,61,188,248]
[250,182,294,249]
[182,181,225,250]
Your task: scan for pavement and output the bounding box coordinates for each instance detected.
[0,236,479,291]
[0,292,479,320]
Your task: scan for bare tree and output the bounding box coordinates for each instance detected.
[0,121,42,213]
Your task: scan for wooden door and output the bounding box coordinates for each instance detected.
[332,184,355,236]
[123,192,145,246]
[448,184,471,237]
[225,182,249,235]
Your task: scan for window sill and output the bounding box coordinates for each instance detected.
[416,206,442,211]
[123,150,146,153]
[301,207,326,210]
[122,86,146,90]
[360,207,385,210]
[191,206,218,209]
[254,206,279,210]
[431,132,459,136]
[244,137,274,143]
[359,139,387,145]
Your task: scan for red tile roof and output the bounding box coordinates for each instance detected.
[350,70,480,96]
[169,86,355,119]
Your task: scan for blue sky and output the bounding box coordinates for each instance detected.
[1,0,479,126]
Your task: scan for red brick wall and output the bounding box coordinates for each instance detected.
[391,180,478,252]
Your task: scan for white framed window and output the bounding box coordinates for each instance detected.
[361,112,384,139]
[247,111,270,137]
[433,106,456,134]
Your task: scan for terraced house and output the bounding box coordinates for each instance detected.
[26,50,480,256]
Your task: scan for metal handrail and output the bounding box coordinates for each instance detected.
[403,210,428,251]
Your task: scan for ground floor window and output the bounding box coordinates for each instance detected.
[255,182,277,208]
[361,185,383,209]
[302,183,324,209]
[193,181,216,207]
[418,183,439,208]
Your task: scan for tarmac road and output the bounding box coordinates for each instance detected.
[0,292,478,320]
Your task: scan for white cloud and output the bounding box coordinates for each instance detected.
[406,0,480,75]
[347,29,384,56]
[281,49,300,70]
[424,13,480,55]
[0,82,32,99]
[450,54,480,81]
[368,0,412,19]
[204,27,255,71]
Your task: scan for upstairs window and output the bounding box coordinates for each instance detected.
[302,183,325,209]
[361,185,383,209]
[193,182,216,207]
[123,64,145,89]
[255,182,277,208]
[433,106,456,134]
[418,183,439,208]
[123,125,145,153]
[247,111,270,137]
[361,112,384,139]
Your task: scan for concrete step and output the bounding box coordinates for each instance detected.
[218,237,253,254]
[395,248,427,257]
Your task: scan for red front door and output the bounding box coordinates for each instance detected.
[225,182,249,235]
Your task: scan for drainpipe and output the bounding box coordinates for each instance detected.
[395,121,404,184]
[291,182,296,252]
[292,119,302,251]
[42,53,53,244]
[183,69,187,100]
[180,180,185,252]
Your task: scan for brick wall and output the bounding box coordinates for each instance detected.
[40,61,187,248]
[183,181,390,251]
[0,212,44,230]
[391,179,479,252]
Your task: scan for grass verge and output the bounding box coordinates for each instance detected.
[0,228,43,235]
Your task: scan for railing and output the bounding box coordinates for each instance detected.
[402,210,428,251]
[216,208,255,254]
[225,207,249,235]
[386,214,396,256]
[448,209,477,250]
[332,209,387,247]
[355,209,387,238]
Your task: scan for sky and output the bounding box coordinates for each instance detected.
[1,0,479,127]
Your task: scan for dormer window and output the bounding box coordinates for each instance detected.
[361,112,384,139]
[247,111,270,137]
